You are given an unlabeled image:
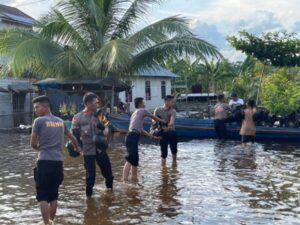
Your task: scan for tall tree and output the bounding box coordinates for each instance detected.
[228,31,300,67]
[0,0,221,79]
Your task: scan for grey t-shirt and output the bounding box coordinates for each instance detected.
[72,111,99,156]
[214,102,230,120]
[154,106,176,130]
[32,113,67,161]
[128,108,150,132]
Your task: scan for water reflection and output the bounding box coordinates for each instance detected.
[214,140,257,171]
[213,140,300,224]
[1,133,300,224]
[84,195,114,225]
[0,113,32,129]
[157,164,181,219]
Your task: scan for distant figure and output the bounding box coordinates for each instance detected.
[154,95,178,166]
[30,95,80,225]
[240,100,256,145]
[214,94,231,140]
[117,98,126,113]
[229,93,244,109]
[122,97,164,183]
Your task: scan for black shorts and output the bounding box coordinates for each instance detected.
[241,135,255,143]
[160,130,178,158]
[125,132,140,166]
[34,160,64,202]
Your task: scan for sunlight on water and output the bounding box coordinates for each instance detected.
[0,133,300,224]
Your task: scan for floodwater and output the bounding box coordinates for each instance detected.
[0,133,300,225]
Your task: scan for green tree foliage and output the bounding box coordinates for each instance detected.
[230,56,268,101]
[165,57,198,90]
[228,31,300,67]
[0,0,221,79]
[261,72,300,116]
[165,57,237,93]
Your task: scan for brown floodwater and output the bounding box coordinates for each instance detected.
[0,132,300,225]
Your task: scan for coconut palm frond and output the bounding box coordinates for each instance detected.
[128,16,192,51]
[111,0,162,38]
[48,46,92,79]
[56,0,106,50]
[0,29,39,56]
[36,9,91,54]
[0,28,63,76]
[11,38,62,76]
[132,36,222,71]
[91,38,133,77]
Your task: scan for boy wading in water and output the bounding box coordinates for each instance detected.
[240,100,256,146]
[30,96,80,225]
[122,97,165,183]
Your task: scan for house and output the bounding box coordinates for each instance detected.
[0,4,35,121]
[119,67,177,111]
[0,4,34,29]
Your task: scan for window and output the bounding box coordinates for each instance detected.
[12,93,25,112]
[145,81,151,101]
[161,81,166,99]
[125,81,132,102]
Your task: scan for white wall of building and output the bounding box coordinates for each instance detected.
[119,76,172,112]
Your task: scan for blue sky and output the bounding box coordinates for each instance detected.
[3,0,300,61]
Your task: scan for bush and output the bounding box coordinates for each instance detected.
[261,72,300,116]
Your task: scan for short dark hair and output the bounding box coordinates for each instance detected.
[247,99,256,108]
[83,92,98,105]
[164,95,174,101]
[218,93,225,101]
[32,95,50,106]
[231,93,237,97]
[134,97,144,108]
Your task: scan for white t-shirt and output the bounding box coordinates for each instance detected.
[229,98,244,106]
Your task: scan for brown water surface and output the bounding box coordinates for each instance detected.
[0,133,300,225]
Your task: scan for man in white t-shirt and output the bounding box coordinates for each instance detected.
[229,93,244,108]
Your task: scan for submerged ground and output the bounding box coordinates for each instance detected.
[0,133,300,225]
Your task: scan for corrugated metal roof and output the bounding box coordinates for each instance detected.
[1,12,34,25]
[34,76,130,92]
[0,4,34,26]
[8,84,33,93]
[135,67,178,78]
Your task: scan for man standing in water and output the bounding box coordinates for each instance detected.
[214,93,231,140]
[31,96,80,225]
[122,97,164,183]
[72,92,117,197]
[153,95,178,166]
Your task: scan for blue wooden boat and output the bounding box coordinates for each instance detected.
[107,114,300,141]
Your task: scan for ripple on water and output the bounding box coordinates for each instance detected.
[1,133,300,224]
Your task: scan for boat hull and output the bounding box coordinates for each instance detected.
[107,114,300,141]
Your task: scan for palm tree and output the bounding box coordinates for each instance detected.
[0,0,221,79]
[196,59,237,93]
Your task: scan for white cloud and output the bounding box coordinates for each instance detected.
[149,0,300,33]
[2,0,300,61]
